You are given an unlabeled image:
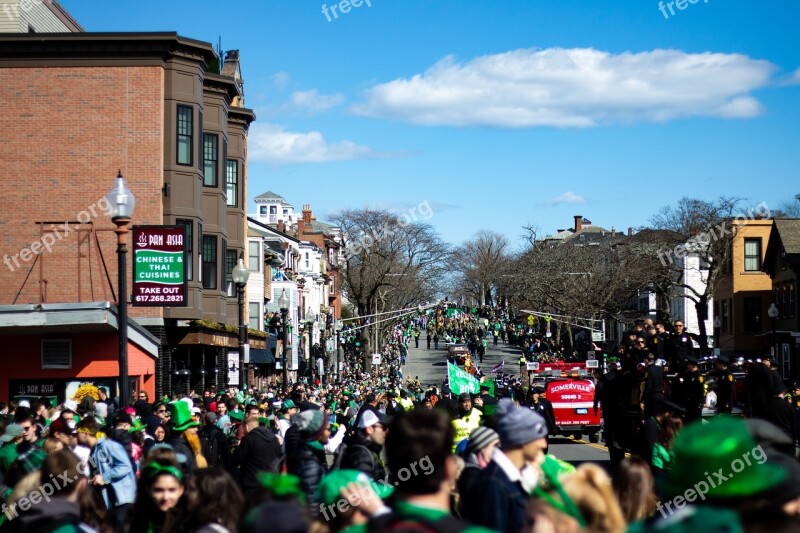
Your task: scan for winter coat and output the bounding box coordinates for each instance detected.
[287,440,328,518]
[340,431,386,482]
[237,426,283,494]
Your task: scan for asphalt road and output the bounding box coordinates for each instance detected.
[402,336,611,470]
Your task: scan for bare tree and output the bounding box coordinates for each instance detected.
[775,196,800,218]
[649,196,746,355]
[330,208,450,369]
[451,230,510,306]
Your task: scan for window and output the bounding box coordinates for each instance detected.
[225,248,237,297]
[177,105,193,165]
[270,206,277,214]
[248,241,260,272]
[743,297,762,333]
[203,133,218,187]
[42,339,71,369]
[202,235,217,290]
[305,252,310,269]
[221,238,227,291]
[744,238,761,272]
[176,219,193,281]
[776,282,796,319]
[249,302,260,330]
[198,111,203,169]
[260,206,267,215]
[226,160,238,207]
[720,299,730,334]
[283,209,289,218]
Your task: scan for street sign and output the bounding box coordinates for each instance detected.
[132,226,187,306]
[591,331,604,342]
[586,359,599,368]
[527,315,535,326]
[587,351,595,360]
[372,353,381,365]
[526,362,540,371]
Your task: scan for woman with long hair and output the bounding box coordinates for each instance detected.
[129,448,187,533]
[185,467,243,532]
[612,457,657,524]
[651,414,683,495]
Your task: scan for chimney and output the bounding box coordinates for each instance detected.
[574,215,583,233]
[611,227,616,238]
[627,227,633,237]
[276,220,285,233]
[302,204,312,224]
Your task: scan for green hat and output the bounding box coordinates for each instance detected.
[316,469,394,507]
[129,418,146,434]
[282,399,296,411]
[665,416,786,499]
[229,409,245,422]
[168,401,200,432]
[257,416,269,426]
[628,506,742,533]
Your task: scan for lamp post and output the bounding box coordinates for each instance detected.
[232,256,250,390]
[768,302,779,358]
[335,320,343,380]
[319,313,327,385]
[106,171,135,408]
[279,289,290,393]
[306,305,315,381]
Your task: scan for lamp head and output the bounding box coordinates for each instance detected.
[768,303,779,319]
[278,289,289,312]
[106,170,136,220]
[232,257,250,286]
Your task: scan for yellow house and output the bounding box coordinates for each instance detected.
[714,219,773,359]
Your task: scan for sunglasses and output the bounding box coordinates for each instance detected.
[156,409,167,413]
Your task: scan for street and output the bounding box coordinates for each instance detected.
[401,336,611,469]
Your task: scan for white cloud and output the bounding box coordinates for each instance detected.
[291,89,346,113]
[351,48,775,128]
[546,192,587,206]
[270,71,290,89]
[248,122,393,164]
[788,67,800,85]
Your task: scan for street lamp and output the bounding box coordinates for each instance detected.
[306,305,315,381]
[232,256,250,390]
[106,171,135,408]
[279,289,290,393]
[768,302,779,358]
[335,320,344,380]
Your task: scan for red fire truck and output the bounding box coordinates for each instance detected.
[530,361,602,443]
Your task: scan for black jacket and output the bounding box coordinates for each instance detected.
[766,397,796,443]
[644,364,665,399]
[528,399,556,435]
[474,458,527,533]
[165,436,197,475]
[340,431,386,482]
[237,426,282,494]
[287,440,328,518]
[199,423,232,471]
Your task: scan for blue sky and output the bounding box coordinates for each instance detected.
[62,0,800,248]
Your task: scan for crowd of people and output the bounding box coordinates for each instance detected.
[1,308,799,532]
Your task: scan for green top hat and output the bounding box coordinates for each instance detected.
[665,416,786,500]
[168,401,200,432]
[316,469,394,507]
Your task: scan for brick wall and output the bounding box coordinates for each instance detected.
[0,66,164,320]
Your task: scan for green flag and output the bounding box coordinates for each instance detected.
[448,362,480,395]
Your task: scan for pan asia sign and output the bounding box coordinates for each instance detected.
[132,226,187,307]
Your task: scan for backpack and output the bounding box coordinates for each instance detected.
[369,511,470,533]
[200,427,220,467]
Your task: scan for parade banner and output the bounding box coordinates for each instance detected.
[448,362,480,395]
[132,226,187,306]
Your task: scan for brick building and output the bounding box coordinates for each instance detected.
[0,32,256,403]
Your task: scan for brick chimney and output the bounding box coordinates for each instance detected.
[611,227,616,238]
[574,215,583,233]
[302,204,312,224]
[276,220,285,233]
[627,227,633,237]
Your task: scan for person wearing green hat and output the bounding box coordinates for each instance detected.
[165,401,201,474]
[661,416,785,520]
[278,399,298,443]
[316,469,393,532]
